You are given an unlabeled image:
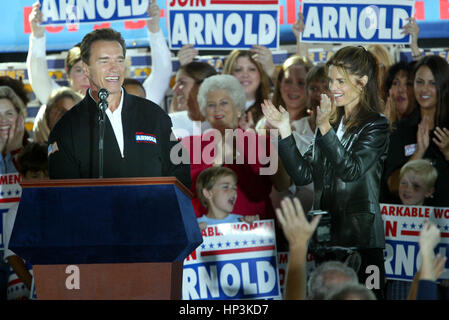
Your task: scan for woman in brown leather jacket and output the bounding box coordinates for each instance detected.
[262,46,389,299]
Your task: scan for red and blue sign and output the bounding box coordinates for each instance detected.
[182,220,282,300]
[381,204,449,281]
[168,0,279,49]
[39,0,150,25]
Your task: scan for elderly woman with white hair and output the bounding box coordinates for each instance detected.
[0,86,28,174]
[182,74,290,221]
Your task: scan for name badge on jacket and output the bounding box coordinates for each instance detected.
[136,132,157,144]
[404,143,416,157]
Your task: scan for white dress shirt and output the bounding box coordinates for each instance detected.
[90,88,125,158]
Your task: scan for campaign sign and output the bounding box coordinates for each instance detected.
[182,219,281,300]
[168,0,279,50]
[0,173,22,251]
[301,0,414,44]
[39,0,150,26]
[381,204,449,281]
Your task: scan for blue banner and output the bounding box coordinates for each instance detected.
[39,0,150,25]
[0,0,448,52]
[301,0,414,44]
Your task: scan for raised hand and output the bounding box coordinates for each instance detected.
[177,44,199,66]
[432,254,447,280]
[418,221,443,281]
[261,99,291,139]
[147,0,161,33]
[0,127,7,155]
[419,221,440,254]
[414,116,430,159]
[316,93,332,135]
[29,1,45,38]
[402,17,420,39]
[402,17,421,59]
[5,116,25,155]
[292,12,305,39]
[250,45,275,78]
[433,126,449,161]
[276,197,321,248]
[292,11,309,58]
[279,196,319,300]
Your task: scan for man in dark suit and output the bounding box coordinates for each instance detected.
[48,28,191,188]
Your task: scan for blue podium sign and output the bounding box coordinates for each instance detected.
[9,177,202,265]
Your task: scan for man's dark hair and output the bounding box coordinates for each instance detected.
[80,28,126,64]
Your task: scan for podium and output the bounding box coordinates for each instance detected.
[8,177,202,300]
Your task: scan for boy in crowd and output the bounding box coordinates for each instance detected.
[196,166,258,229]
[398,159,437,206]
[387,158,438,300]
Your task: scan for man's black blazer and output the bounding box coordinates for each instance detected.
[48,89,191,189]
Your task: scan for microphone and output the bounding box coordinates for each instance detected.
[98,88,109,101]
[97,88,109,179]
[98,88,109,113]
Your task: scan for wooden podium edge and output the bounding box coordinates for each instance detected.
[33,261,184,300]
[20,176,193,199]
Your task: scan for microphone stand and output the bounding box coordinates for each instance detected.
[98,90,108,178]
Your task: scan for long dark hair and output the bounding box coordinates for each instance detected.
[384,61,416,127]
[326,46,383,132]
[413,55,449,129]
